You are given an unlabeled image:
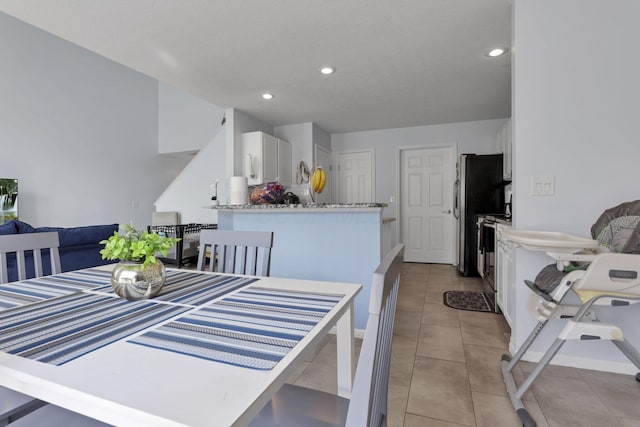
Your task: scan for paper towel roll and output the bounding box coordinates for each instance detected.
[229,176,248,189]
[229,176,248,205]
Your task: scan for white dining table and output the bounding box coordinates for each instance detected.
[0,266,361,427]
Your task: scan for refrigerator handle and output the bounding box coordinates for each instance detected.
[453,180,460,219]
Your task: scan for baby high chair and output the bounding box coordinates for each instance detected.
[500,200,640,427]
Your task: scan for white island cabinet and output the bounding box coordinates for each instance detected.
[216,204,389,332]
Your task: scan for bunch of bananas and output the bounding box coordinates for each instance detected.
[311,167,327,193]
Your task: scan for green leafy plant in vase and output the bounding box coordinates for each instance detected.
[100,224,181,300]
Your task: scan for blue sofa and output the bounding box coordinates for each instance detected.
[0,220,119,282]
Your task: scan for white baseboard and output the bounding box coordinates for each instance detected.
[508,339,638,375]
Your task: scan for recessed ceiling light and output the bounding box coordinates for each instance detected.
[320,67,335,75]
[261,93,275,100]
[488,48,508,57]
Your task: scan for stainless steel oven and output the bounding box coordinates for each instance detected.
[477,215,498,312]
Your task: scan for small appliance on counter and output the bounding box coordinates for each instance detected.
[280,192,300,205]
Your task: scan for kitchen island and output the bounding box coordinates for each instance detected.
[215,203,391,331]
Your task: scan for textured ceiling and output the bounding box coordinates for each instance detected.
[0,0,512,133]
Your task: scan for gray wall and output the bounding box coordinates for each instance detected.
[158,83,226,154]
[332,118,506,212]
[227,108,274,176]
[274,122,313,174]
[312,123,332,152]
[512,0,640,371]
[0,12,188,228]
[332,118,504,249]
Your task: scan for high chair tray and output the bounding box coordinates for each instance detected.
[500,229,599,253]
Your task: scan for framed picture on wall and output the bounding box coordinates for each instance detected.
[0,178,18,225]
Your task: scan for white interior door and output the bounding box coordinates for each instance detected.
[337,151,373,203]
[400,147,455,263]
[314,144,332,203]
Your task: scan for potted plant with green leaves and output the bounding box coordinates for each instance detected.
[100,224,180,300]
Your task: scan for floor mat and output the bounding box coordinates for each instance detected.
[443,290,492,312]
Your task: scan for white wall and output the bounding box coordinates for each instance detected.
[512,0,640,372]
[154,83,226,223]
[274,122,313,171]
[312,123,332,152]
[0,12,189,228]
[272,122,334,203]
[274,122,333,170]
[155,130,226,224]
[158,83,226,154]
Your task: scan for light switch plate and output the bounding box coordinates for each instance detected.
[531,176,555,196]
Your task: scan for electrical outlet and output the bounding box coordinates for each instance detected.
[531,176,555,196]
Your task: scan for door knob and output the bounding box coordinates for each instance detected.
[442,209,452,214]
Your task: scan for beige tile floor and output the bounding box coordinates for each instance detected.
[286,263,640,427]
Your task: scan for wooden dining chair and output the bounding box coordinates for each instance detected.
[197,229,274,276]
[0,232,62,284]
[249,243,405,427]
[0,232,62,425]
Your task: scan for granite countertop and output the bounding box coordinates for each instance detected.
[212,203,388,209]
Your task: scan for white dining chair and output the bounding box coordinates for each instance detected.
[248,243,405,427]
[5,404,111,427]
[197,229,274,276]
[0,391,46,427]
[0,232,62,425]
[0,232,120,427]
[151,211,180,226]
[0,232,61,284]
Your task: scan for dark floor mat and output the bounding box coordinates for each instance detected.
[443,290,492,312]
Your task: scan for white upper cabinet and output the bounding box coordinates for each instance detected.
[242,131,292,186]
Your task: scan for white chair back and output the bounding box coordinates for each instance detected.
[0,232,61,283]
[151,211,179,226]
[0,232,62,423]
[197,230,274,276]
[247,244,404,427]
[346,243,404,427]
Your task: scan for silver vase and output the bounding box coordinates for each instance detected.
[111,260,166,300]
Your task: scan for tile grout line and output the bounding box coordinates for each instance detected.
[578,372,626,427]
[454,280,480,427]
[398,264,429,427]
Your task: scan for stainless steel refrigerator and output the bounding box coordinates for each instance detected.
[455,154,504,276]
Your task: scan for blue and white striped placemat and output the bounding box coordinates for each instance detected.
[0,269,258,310]
[0,268,112,309]
[129,287,345,370]
[0,292,190,365]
